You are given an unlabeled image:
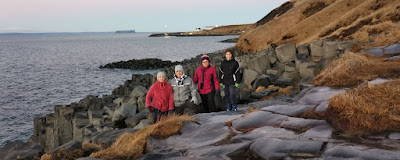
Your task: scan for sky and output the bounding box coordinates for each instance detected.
[0,0,288,33]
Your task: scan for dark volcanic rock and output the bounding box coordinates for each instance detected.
[0,142,43,160]
[100,58,179,69]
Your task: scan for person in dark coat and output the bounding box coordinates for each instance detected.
[193,54,220,113]
[219,49,241,111]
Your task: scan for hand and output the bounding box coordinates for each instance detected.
[235,83,239,88]
[220,83,224,87]
[147,107,154,113]
[190,96,199,105]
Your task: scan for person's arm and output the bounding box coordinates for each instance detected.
[189,78,197,98]
[218,62,224,82]
[168,86,174,111]
[234,61,241,83]
[193,68,198,84]
[213,68,220,90]
[146,85,154,107]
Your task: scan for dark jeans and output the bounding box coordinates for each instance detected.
[175,100,198,115]
[153,109,168,124]
[200,91,216,113]
[224,85,237,106]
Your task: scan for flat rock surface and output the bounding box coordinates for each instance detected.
[298,87,346,105]
[323,143,400,160]
[232,111,288,131]
[261,104,315,116]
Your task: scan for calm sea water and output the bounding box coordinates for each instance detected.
[0,33,236,146]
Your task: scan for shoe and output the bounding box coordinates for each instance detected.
[226,104,232,111]
[232,105,238,111]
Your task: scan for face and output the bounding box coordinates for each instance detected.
[157,75,166,82]
[225,52,232,60]
[202,59,210,67]
[176,70,183,78]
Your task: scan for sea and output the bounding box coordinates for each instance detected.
[0,32,237,147]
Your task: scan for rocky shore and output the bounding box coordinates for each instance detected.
[1,40,400,160]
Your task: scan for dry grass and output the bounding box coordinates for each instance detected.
[312,52,400,87]
[235,0,400,53]
[301,108,323,120]
[90,114,195,160]
[82,141,103,152]
[259,86,297,101]
[326,79,400,135]
[40,149,85,160]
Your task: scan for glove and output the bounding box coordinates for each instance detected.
[220,83,224,87]
[190,96,199,105]
[147,107,154,113]
[235,83,239,88]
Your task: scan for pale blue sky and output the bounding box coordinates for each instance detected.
[0,0,288,33]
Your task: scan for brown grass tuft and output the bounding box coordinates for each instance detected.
[301,108,323,120]
[82,141,103,152]
[326,79,400,135]
[259,86,297,101]
[90,114,195,160]
[313,52,400,87]
[40,149,85,160]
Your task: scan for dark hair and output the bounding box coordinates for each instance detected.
[224,48,235,59]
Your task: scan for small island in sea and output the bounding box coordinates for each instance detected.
[115,30,135,34]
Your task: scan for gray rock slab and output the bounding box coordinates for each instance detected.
[261,104,315,116]
[137,152,182,160]
[389,132,400,140]
[231,126,298,143]
[310,40,324,57]
[85,128,136,148]
[364,47,385,56]
[298,87,346,105]
[250,138,324,159]
[323,143,400,160]
[315,100,329,116]
[232,111,288,131]
[147,122,231,152]
[280,117,328,130]
[243,69,259,86]
[384,43,400,55]
[112,103,137,123]
[76,157,103,160]
[384,55,400,61]
[248,99,292,109]
[301,125,333,140]
[133,119,151,130]
[369,78,391,85]
[187,141,252,157]
[194,110,243,124]
[0,142,43,160]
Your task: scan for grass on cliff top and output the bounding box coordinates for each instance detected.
[326,79,400,135]
[312,52,400,87]
[89,114,195,160]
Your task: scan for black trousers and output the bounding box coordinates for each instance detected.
[200,91,216,113]
[174,99,198,115]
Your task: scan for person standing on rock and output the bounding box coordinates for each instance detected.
[219,49,241,111]
[169,65,201,115]
[146,71,174,123]
[193,54,220,113]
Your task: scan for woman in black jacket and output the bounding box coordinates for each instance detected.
[219,49,241,111]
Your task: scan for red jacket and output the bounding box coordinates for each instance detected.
[193,65,220,95]
[146,81,174,112]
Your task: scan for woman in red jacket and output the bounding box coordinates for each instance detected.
[146,71,174,123]
[193,54,220,113]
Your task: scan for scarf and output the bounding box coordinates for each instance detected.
[174,74,187,86]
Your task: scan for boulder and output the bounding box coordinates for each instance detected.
[249,138,324,159]
[282,71,299,80]
[232,111,288,131]
[261,104,315,117]
[320,57,337,70]
[52,140,81,153]
[252,74,271,89]
[137,96,147,112]
[79,95,104,110]
[323,41,338,58]
[0,142,43,160]
[84,128,136,149]
[130,86,148,98]
[388,133,400,140]
[299,61,319,78]
[242,69,259,87]
[284,62,296,72]
[274,77,296,87]
[112,103,137,124]
[297,44,310,55]
[310,40,324,57]
[276,43,296,63]
[364,46,385,57]
[247,51,271,73]
[250,88,279,99]
[125,110,148,128]
[268,48,278,64]
[137,152,182,160]
[88,109,104,125]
